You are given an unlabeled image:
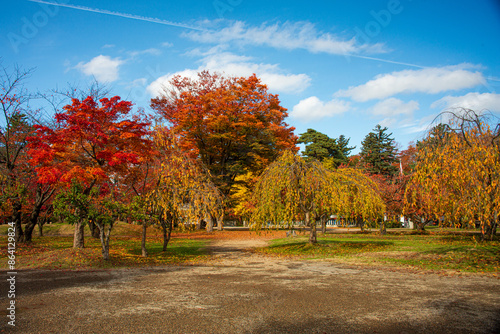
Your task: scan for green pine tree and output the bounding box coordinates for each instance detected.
[298,129,355,168]
[360,125,399,176]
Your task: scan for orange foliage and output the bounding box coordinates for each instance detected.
[150,71,298,196]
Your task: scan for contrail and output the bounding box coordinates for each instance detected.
[357,56,500,84]
[27,0,207,31]
[347,54,427,69]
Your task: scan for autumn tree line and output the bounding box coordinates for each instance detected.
[1,65,499,260]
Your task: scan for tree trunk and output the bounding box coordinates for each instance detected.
[73,221,85,248]
[39,205,53,237]
[23,219,37,243]
[379,218,387,235]
[23,204,43,243]
[88,220,100,238]
[141,222,148,257]
[161,222,168,251]
[482,213,498,241]
[206,214,215,232]
[12,200,24,242]
[38,220,44,236]
[161,218,173,251]
[415,217,426,232]
[321,215,327,234]
[307,212,317,244]
[357,216,364,232]
[217,218,223,231]
[97,220,113,261]
[101,241,110,260]
[23,186,55,243]
[100,232,110,261]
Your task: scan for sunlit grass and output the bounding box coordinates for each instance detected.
[0,225,210,270]
[1,223,498,274]
[255,232,500,274]
[260,237,393,258]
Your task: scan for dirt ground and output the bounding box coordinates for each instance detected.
[1,239,499,334]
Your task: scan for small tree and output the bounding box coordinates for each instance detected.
[53,181,92,249]
[54,181,123,260]
[142,127,224,253]
[89,194,123,261]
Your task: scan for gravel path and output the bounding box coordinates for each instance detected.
[1,240,499,333]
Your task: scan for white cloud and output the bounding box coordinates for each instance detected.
[371,98,419,117]
[431,92,500,112]
[128,48,162,57]
[378,117,397,128]
[161,42,173,47]
[147,69,200,98]
[75,55,124,83]
[336,64,486,102]
[183,21,387,55]
[404,123,433,134]
[125,78,148,90]
[398,114,437,134]
[147,50,311,96]
[290,96,351,121]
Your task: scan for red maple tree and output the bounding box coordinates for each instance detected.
[28,95,153,248]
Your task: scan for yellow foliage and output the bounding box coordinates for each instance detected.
[251,151,385,229]
[146,127,224,226]
[407,111,499,238]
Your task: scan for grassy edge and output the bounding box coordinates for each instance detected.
[253,235,500,276]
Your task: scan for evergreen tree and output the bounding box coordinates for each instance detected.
[298,129,354,168]
[360,125,399,176]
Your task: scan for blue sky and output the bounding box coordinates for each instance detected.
[2,0,500,153]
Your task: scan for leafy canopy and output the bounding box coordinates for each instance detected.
[150,71,298,197]
[406,110,500,239]
[147,127,224,228]
[28,96,152,187]
[252,151,385,230]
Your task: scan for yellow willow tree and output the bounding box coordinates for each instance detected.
[146,127,224,252]
[407,109,499,240]
[252,151,385,243]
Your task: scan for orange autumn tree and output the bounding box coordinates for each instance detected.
[150,71,297,223]
[28,96,153,252]
[407,109,500,240]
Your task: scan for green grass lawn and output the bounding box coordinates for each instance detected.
[1,223,498,275]
[0,223,210,270]
[255,232,500,275]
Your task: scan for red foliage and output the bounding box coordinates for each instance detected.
[27,96,153,189]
